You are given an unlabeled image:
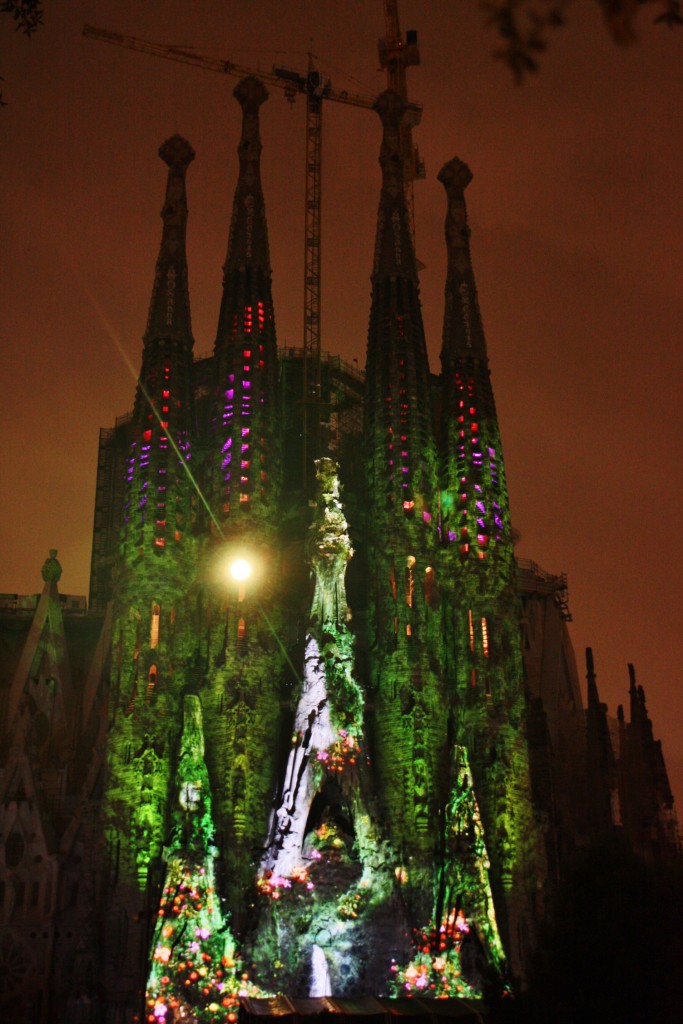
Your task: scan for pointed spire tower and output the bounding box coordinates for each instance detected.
[102,139,198,1012]
[584,647,618,834]
[212,76,281,526]
[122,135,196,565]
[5,550,74,751]
[364,90,444,874]
[438,157,516,701]
[437,158,541,975]
[200,79,286,926]
[620,664,680,860]
[112,133,197,732]
[145,696,262,1021]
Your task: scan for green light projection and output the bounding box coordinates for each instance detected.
[145,695,264,1023]
[363,92,446,879]
[101,86,542,1020]
[436,157,544,970]
[251,459,397,995]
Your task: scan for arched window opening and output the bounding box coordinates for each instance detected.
[424,566,437,607]
[146,665,157,703]
[125,678,138,716]
[237,617,247,656]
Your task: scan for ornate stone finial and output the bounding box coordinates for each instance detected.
[309,457,353,629]
[371,89,418,281]
[222,75,271,274]
[439,154,487,358]
[42,549,62,582]
[158,135,195,172]
[585,647,600,707]
[143,134,195,344]
[374,89,405,197]
[374,88,405,127]
[439,156,474,260]
[628,663,643,723]
[233,75,269,113]
[438,156,473,193]
[234,76,268,173]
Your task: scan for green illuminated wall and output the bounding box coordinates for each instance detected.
[364,92,446,880]
[437,157,543,967]
[102,137,201,1006]
[145,695,263,1023]
[200,76,287,918]
[101,84,545,1019]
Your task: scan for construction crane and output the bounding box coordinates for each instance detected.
[378,1,425,243]
[83,21,422,485]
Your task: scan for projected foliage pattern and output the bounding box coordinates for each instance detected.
[102,83,542,1020]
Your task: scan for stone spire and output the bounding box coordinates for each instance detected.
[123,136,196,562]
[364,90,443,875]
[224,76,271,275]
[212,77,280,523]
[586,646,600,710]
[6,550,73,750]
[370,90,418,284]
[438,157,486,359]
[101,143,199,1011]
[437,160,541,973]
[144,135,195,345]
[200,79,286,925]
[621,664,679,860]
[365,90,437,527]
[628,662,644,725]
[585,647,617,833]
[438,156,514,593]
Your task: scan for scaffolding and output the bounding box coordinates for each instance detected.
[516,557,572,621]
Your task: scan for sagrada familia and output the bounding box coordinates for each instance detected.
[0,78,679,1024]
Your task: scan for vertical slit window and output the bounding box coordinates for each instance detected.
[146,665,157,703]
[150,604,160,649]
[237,617,247,657]
[406,555,415,607]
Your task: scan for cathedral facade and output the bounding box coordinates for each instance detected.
[0,80,679,1024]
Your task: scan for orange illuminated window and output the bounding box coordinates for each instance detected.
[150,604,160,648]
[424,566,437,606]
[405,555,416,607]
[147,665,157,702]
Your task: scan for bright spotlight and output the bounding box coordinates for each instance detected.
[229,558,252,582]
